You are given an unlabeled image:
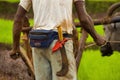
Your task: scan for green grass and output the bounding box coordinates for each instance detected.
[90,0,118,1]
[0,0,19,3]
[0,19,13,44]
[78,50,120,80]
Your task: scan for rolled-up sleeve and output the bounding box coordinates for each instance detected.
[19,0,32,12]
[74,0,85,2]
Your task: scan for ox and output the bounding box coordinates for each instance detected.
[100,15,120,56]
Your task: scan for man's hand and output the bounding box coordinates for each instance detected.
[9,48,21,59]
[93,34,106,46]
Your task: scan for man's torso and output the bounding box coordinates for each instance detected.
[20,0,74,34]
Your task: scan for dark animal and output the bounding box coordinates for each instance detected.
[100,15,120,56]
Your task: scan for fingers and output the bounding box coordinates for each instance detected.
[11,52,20,60]
[9,49,21,59]
[94,35,106,46]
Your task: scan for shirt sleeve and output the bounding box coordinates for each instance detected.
[19,0,32,12]
[74,0,85,2]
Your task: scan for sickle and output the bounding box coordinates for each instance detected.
[56,26,69,76]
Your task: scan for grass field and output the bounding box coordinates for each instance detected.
[78,50,120,80]
[0,0,18,3]
[0,19,120,80]
[0,19,13,44]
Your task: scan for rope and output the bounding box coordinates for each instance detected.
[85,40,120,48]
[109,41,120,43]
[85,43,96,48]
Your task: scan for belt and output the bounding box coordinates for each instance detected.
[63,34,72,38]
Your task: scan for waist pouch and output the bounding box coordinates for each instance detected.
[29,30,58,48]
[29,30,72,48]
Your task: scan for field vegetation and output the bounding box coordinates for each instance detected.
[0,0,18,3]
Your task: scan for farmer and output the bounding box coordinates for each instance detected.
[10,0,105,80]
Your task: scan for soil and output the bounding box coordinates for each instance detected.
[0,43,34,80]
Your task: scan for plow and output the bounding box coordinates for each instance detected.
[19,2,120,77]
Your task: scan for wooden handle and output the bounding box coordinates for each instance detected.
[57,25,63,41]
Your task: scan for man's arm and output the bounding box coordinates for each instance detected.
[74,0,106,46]
[10,5,27,56]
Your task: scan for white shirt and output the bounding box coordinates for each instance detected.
[19,0,84,34]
